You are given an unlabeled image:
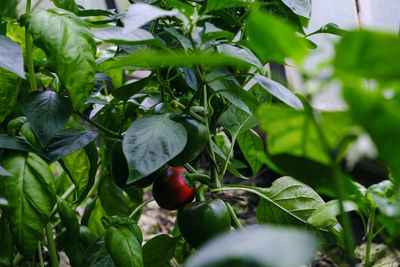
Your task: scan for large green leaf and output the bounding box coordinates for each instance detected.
[237,129,264,175]
[57,197,80,241]
[29,8,96,109]
[334,31,400,81]
[183,226,317,267]
[79,237,116,267]
[307,200,357,228]
[246,10,307,64]
[24,91,73,147]
[343,86,400,185]
[92,27,154,45]
[143,235,179,267]
[123,114,187,182]
[105,225,143,267]
[0,134,31,152]
[0,68,21,123]
[280,0,312,18]
[256,176,325,226]
[0,152,56,257]
[61,148,91,203]
[0,35,25,78]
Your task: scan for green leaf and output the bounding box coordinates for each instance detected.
[61,148,91,203]
[246,10,307,64]
[99,49,252,71]
[253,74,303,110]
[217,44,263,71]
[0,35,25,78]
[50,0,79,14]
[343,86,400,185]
[42,129,98,162]
[143,235,179,267]
[307,200,357,228]
[218,105,258,136]
[57,197,80,240]
[124,3,179,32]
[237,129,264,175]
[19,122,41,150]
[256,176,325,226]
[92,27,154,45]
[183,226,317,267]
[88,198,107,237]
[29,8,96,109]
[123,114,187,182]
[79,237,116,267]
[24,91,73,147]
[334,31,400,81]
[7,116,27,136]
[0,217,13,267]
[112,77,150,101]
[0,68,21,124]
[280,0,312,18]
[0,134,30,152]
[257,105,330,164]
[105,225,143,267]
[205,0,250,13]
[0,152,56,257]
[99,174,130,217]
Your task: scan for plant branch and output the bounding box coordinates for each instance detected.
[129,198,155,219]
[37,241,44,267]
[45,223,58,267]
[75,111,119,138]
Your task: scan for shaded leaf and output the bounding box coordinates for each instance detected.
[0,68,21,123]
[280,0,312,18]
[24,91,73,147]
[237,129,263,175]
[143,235,179,267]
[123,114,186,182]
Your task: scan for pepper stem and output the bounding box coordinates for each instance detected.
[196,184,209,202]
[182,171,212,186]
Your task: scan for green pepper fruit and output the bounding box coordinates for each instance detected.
[169,115,208,166]
[110,140,157,188]
[177,199,231,249]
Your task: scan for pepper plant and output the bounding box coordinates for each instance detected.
[0,0,400,266]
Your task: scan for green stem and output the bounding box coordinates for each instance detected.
[365,207,376,267]
[225,202,244,230]
[203,84,221,188]
[13,253,24,267]
[75,111,119,138]
[184,163,198,173]
[219,133,237,181]
[311,111,355,261]
[61,184,75,200]
[37,241,44,267]
[25,0,37,91]
[129,198,155,219]
[196,184,208,202]
[183,171,212,186]
[118,101,127,138]
[45,223,58,267]
[89,244,105,267]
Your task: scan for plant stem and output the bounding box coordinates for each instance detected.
[45,223,58,267]
[37,241,44,267]
[25,0,37,92]
[219,133,237,181]
[61,184,75,200]
[203,84,221,188]
[184,163,198,173]
[13,253,24,267]
[311,111,355,261]
[75,111,119,138]
[225,202,244,230]
[365,207,376,267]
[196,184,208,202]
[129,198,155,219]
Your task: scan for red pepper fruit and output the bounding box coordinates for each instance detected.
[152,166,195,210]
